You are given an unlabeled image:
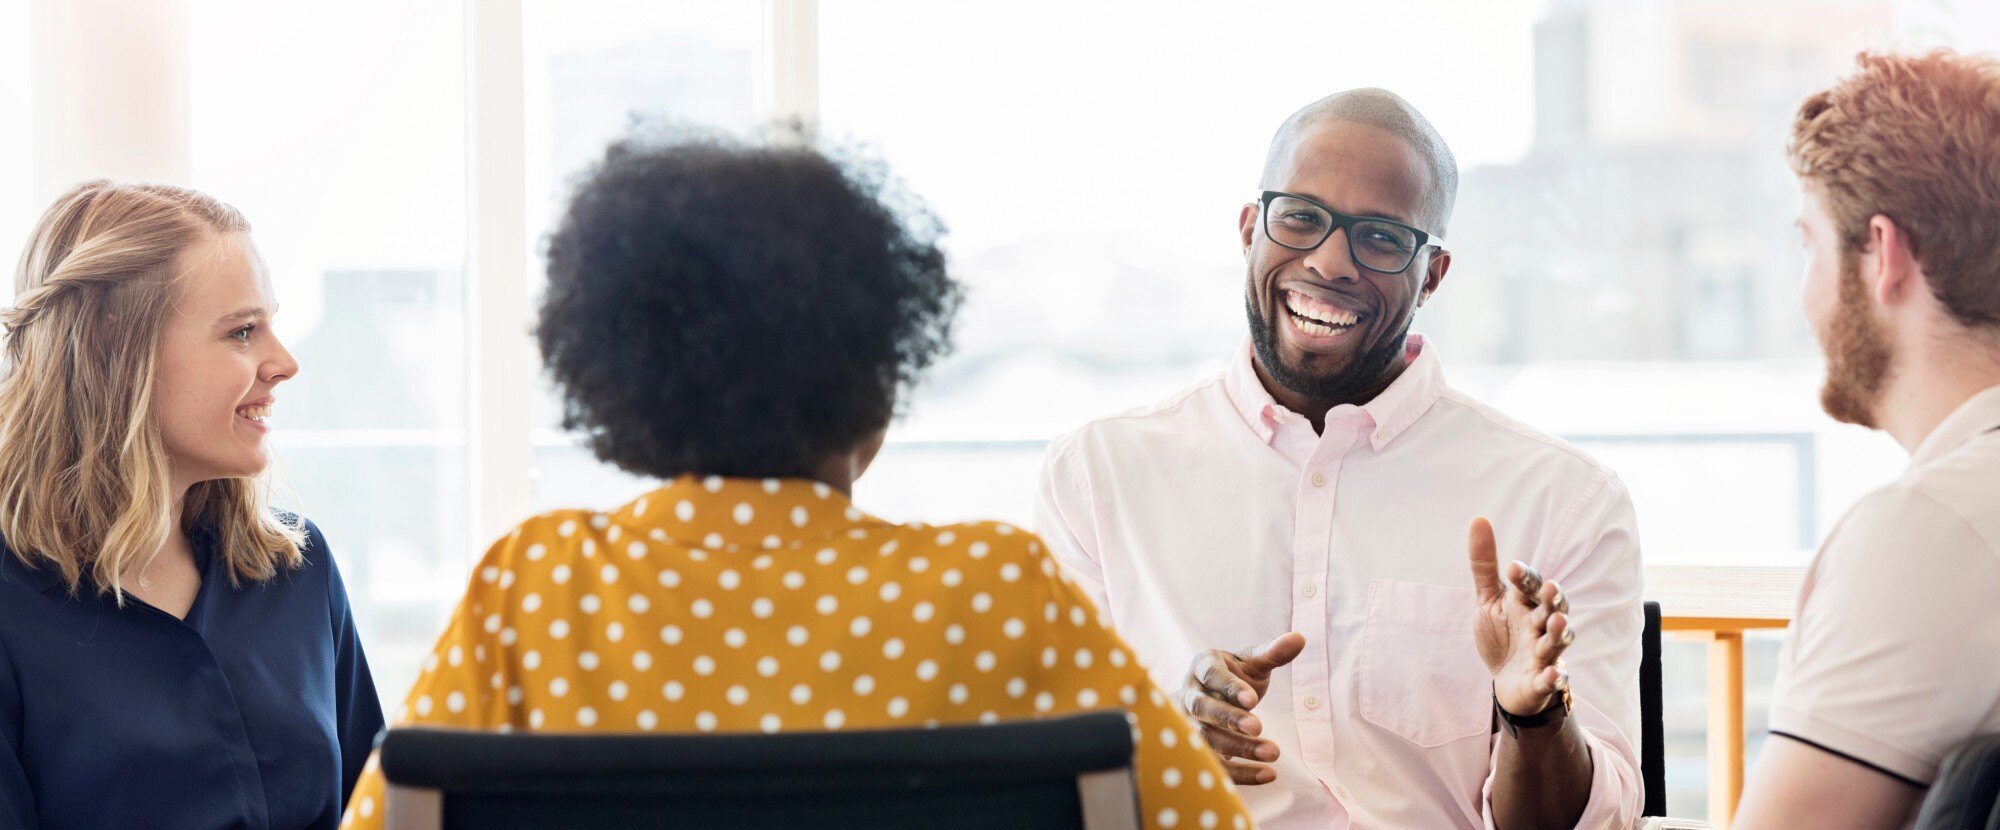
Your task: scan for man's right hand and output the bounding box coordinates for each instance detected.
[1176,632,1307,785]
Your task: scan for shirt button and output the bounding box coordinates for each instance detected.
[1300,582,1317,598]
[1304,695,1320,710]
[1335,784,1352,801]
[1310,472,1326,487]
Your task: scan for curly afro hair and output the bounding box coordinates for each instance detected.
[537,131,962,480]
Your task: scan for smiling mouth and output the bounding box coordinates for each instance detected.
[236,403,271,424]
[1283,290,1366,338]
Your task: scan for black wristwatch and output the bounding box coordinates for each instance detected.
[1494,685,1572,738]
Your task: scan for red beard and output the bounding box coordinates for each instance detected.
[1818,253,1894,428]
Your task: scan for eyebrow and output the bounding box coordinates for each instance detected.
[214,306,274,327]
[1290,189,1417,227]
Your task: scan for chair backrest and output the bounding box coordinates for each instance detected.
[1642,600,1667,817]
[1914,733,2000,830]
[378,710,1140,830]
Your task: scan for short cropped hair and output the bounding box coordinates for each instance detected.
[1260,88,1459,235]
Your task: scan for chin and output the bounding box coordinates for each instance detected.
[1818,379,1879,429]
[210,455,272,482]
[1280,345,1357,380]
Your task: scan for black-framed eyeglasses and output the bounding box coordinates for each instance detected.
[1257,190,1446,274]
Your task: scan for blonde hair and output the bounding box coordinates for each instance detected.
[0,180,303,597]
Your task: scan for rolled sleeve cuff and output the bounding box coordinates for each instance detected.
[1481,726,1640,830]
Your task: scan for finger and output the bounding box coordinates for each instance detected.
[1507,560,1545,607]
[1192,652,1259,708]
[1197,723,1280,762]
[1221,757,1278,786]
[1548,582,1570,616]
[1527,594,1557,635]
[1181,686,1262,737]
[1534,615,1573,663]
[1467,517,1502,603]
[1532,664,1562,697]
[1549,613,1573,649]
[1238,632,1307,680]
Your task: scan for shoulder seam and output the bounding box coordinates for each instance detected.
[1044,434,1096,514]
[1545,470,1618,564]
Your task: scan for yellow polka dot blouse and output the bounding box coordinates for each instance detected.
[340,475,1251,830]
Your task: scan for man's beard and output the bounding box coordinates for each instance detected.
[1818,253,1895,428]
[1247,291,1412,405]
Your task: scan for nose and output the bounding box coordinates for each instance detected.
[261,334,299,385]
[1300,226,1362,284]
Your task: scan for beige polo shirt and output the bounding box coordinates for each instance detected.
[1769,384,2000,785]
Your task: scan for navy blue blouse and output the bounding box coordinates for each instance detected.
[0,519,384,829]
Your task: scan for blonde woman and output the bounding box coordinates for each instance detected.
[0,181,383,828]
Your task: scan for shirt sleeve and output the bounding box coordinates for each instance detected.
[1768,487,2000,784]
[341,527,532,830]
[1021,539,1254,830]
[0,634,35,829]
[1481,474,1644,830]
[319,525,387,811]
[1034,432,1112,611]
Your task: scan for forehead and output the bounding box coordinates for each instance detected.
[172,232,273,312]
[1271,120,1433,224]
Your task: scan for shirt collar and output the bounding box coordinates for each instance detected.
[616,474,894,552]
[1225,333,1447,452]
[1910,384,2000,467]
[3,548,69,596]
[4,522,225,598]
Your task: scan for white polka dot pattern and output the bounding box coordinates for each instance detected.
[339,475,1248,830]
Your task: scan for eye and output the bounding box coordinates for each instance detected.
[229,324,255,342]
[1364,229,1410,250]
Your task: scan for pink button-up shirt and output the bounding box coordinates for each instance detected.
[1035,337,1643,829]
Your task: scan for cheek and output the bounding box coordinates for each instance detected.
[153,376,220,445]
[153,349,241,425]
[1799,253,1838,325]
[1371,275,1417,318]
[1246,248,1291,294]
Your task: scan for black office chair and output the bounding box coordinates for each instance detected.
[1642,599,1667,817]
[379,710,1140,830]
[1914,733,2000,830]
[1636,601,1714,830]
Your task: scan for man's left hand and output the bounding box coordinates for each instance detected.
[1467,516,1574,717]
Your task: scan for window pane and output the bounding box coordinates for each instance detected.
[189,0,470,703]
[820,1,1993,818]
[0,0,31,279]
[820,0,1553,524]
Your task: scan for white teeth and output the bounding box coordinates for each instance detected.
[1291,314,1341,338]
[1284,293,1361,328]
[237,405,271,422]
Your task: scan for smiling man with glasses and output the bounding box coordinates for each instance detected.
[1035,89,1643,829]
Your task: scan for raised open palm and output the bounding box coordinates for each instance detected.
[1467,516,1574,716]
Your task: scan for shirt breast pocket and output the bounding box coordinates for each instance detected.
[1358,579,1491,747]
